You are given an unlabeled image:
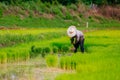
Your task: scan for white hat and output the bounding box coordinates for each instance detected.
[67,26,77,37]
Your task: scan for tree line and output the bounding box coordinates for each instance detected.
[0,0,120,5]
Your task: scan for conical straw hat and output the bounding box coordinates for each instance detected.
[67,26,77,37]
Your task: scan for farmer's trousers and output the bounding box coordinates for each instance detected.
[73,38,84,53]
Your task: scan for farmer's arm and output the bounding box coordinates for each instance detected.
[70,37,74,44]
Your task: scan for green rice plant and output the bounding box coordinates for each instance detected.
[21,51,29,61]
[7,52,16,63]
[0,30,66,48]
[6,52,11,63]
[14,50,29,62]
[40,47,51,58]
[31,45,35,53]
[76,64,98,73]
[52,42,70,52]
[0,52,7,64]
[59,54,86,70]
[52,46,58,53]
[30,46,43,58]
[61,45,69,53]
[35,47,42,54]
[52,43,63,52]
[30,46,52,58]
[41,53,46,58]
[42,47,51,54]
[45,54,58,67]
[71,55,77,70]
[60,57,65,69]
[64,56,71,70]
[60,55,77,70]
[5,50,29,63]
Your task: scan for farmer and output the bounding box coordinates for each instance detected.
[67,26,85,53]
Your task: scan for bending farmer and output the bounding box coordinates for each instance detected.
[67,26,85,53]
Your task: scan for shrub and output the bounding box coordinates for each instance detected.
[51,6,62,15]
[64,11,73,20]
[57,0,79,5]
[45,54,58,67]
[79,13,83,18]
[0,8,3,18]
[88,16,92,19]
[68,4,77,10]
[41,0,79,5]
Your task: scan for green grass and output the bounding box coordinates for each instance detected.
[0,15,120,29]
[0,15,77,28]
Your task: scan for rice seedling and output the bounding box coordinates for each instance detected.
[52,46,58,53]
[61,45,69,53]
[52,42,70,53]
[52,42,64,52]
[59,55,78,70]
[7,52,16,63]
[0,52,7,64]
[42,47,51,54]
[45,54,58,67]
[30,45,43,58]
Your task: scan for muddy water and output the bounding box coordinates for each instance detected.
[0,59,66,80]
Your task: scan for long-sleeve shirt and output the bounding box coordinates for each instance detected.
[71,30,84,44]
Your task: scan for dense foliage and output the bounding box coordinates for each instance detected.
[0,0,119,5]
